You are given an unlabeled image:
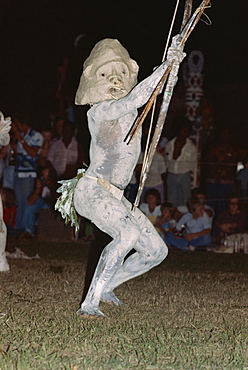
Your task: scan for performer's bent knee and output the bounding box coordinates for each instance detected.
[154,242,168,264]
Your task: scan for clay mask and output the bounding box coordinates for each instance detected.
[75,38,139,105]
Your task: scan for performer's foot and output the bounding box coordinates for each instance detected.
[76,306,108,319]
[101,291,126,306]
[0,260,10,272]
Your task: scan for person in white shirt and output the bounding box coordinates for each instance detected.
[165,118,197,207]
[47,120,84,179]
[139,188,162,226]
[141,149,167,203]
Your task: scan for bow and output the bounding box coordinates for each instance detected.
[125,0,211,209]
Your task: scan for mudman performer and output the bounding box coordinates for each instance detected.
[0,112,12,272]
[56,36,185,318]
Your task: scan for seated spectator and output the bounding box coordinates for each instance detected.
[163,198,212,251]
[20,166,58,237]
[1,187,17,233]
[155,202,176,237]
[139,188,161,226]
[213,193,246,243]
[191,187,214,225]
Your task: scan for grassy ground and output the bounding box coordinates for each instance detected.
[0,238,248,369]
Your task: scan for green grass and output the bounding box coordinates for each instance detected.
[0,239,248,369]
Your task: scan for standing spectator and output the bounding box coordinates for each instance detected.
[140,148,166,203]
[165,118,197,207]
[38,129,52,169]
[205,128,239,214]
[55,57,72,113]
[51,116,65,142]
[11,113,43,230]
[47,120,84,180]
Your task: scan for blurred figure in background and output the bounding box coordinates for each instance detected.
[205,128,239,214]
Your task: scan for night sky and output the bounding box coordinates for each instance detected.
[1,0,247,145]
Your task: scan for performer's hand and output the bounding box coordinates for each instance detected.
[167,34,186,64]
[0,111,11,135]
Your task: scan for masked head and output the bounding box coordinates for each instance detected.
[75,38,139,105]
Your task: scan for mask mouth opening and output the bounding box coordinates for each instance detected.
[108,86,126,100]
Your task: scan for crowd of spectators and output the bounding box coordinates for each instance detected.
[0,112,85,239]
[136,119,248,253]
[0,104,247,249]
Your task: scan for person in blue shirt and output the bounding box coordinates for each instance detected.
[11,113,43,230]
[155,202,176,237]
[163,198,212,251]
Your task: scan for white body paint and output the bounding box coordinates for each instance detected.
[0,112,11,272]
[74,38,185,317]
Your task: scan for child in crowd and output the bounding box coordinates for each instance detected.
[155,202,176,237]
[163,198,212,251]
[191,187,214,225]
[139,188,161,226]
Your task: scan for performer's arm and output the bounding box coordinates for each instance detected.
[91,62,168,122]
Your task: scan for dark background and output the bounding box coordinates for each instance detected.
[1,0,247,146]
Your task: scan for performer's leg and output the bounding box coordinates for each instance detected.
[0,223,9,272]
[101,197,168,300]
[74,183,142,317]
